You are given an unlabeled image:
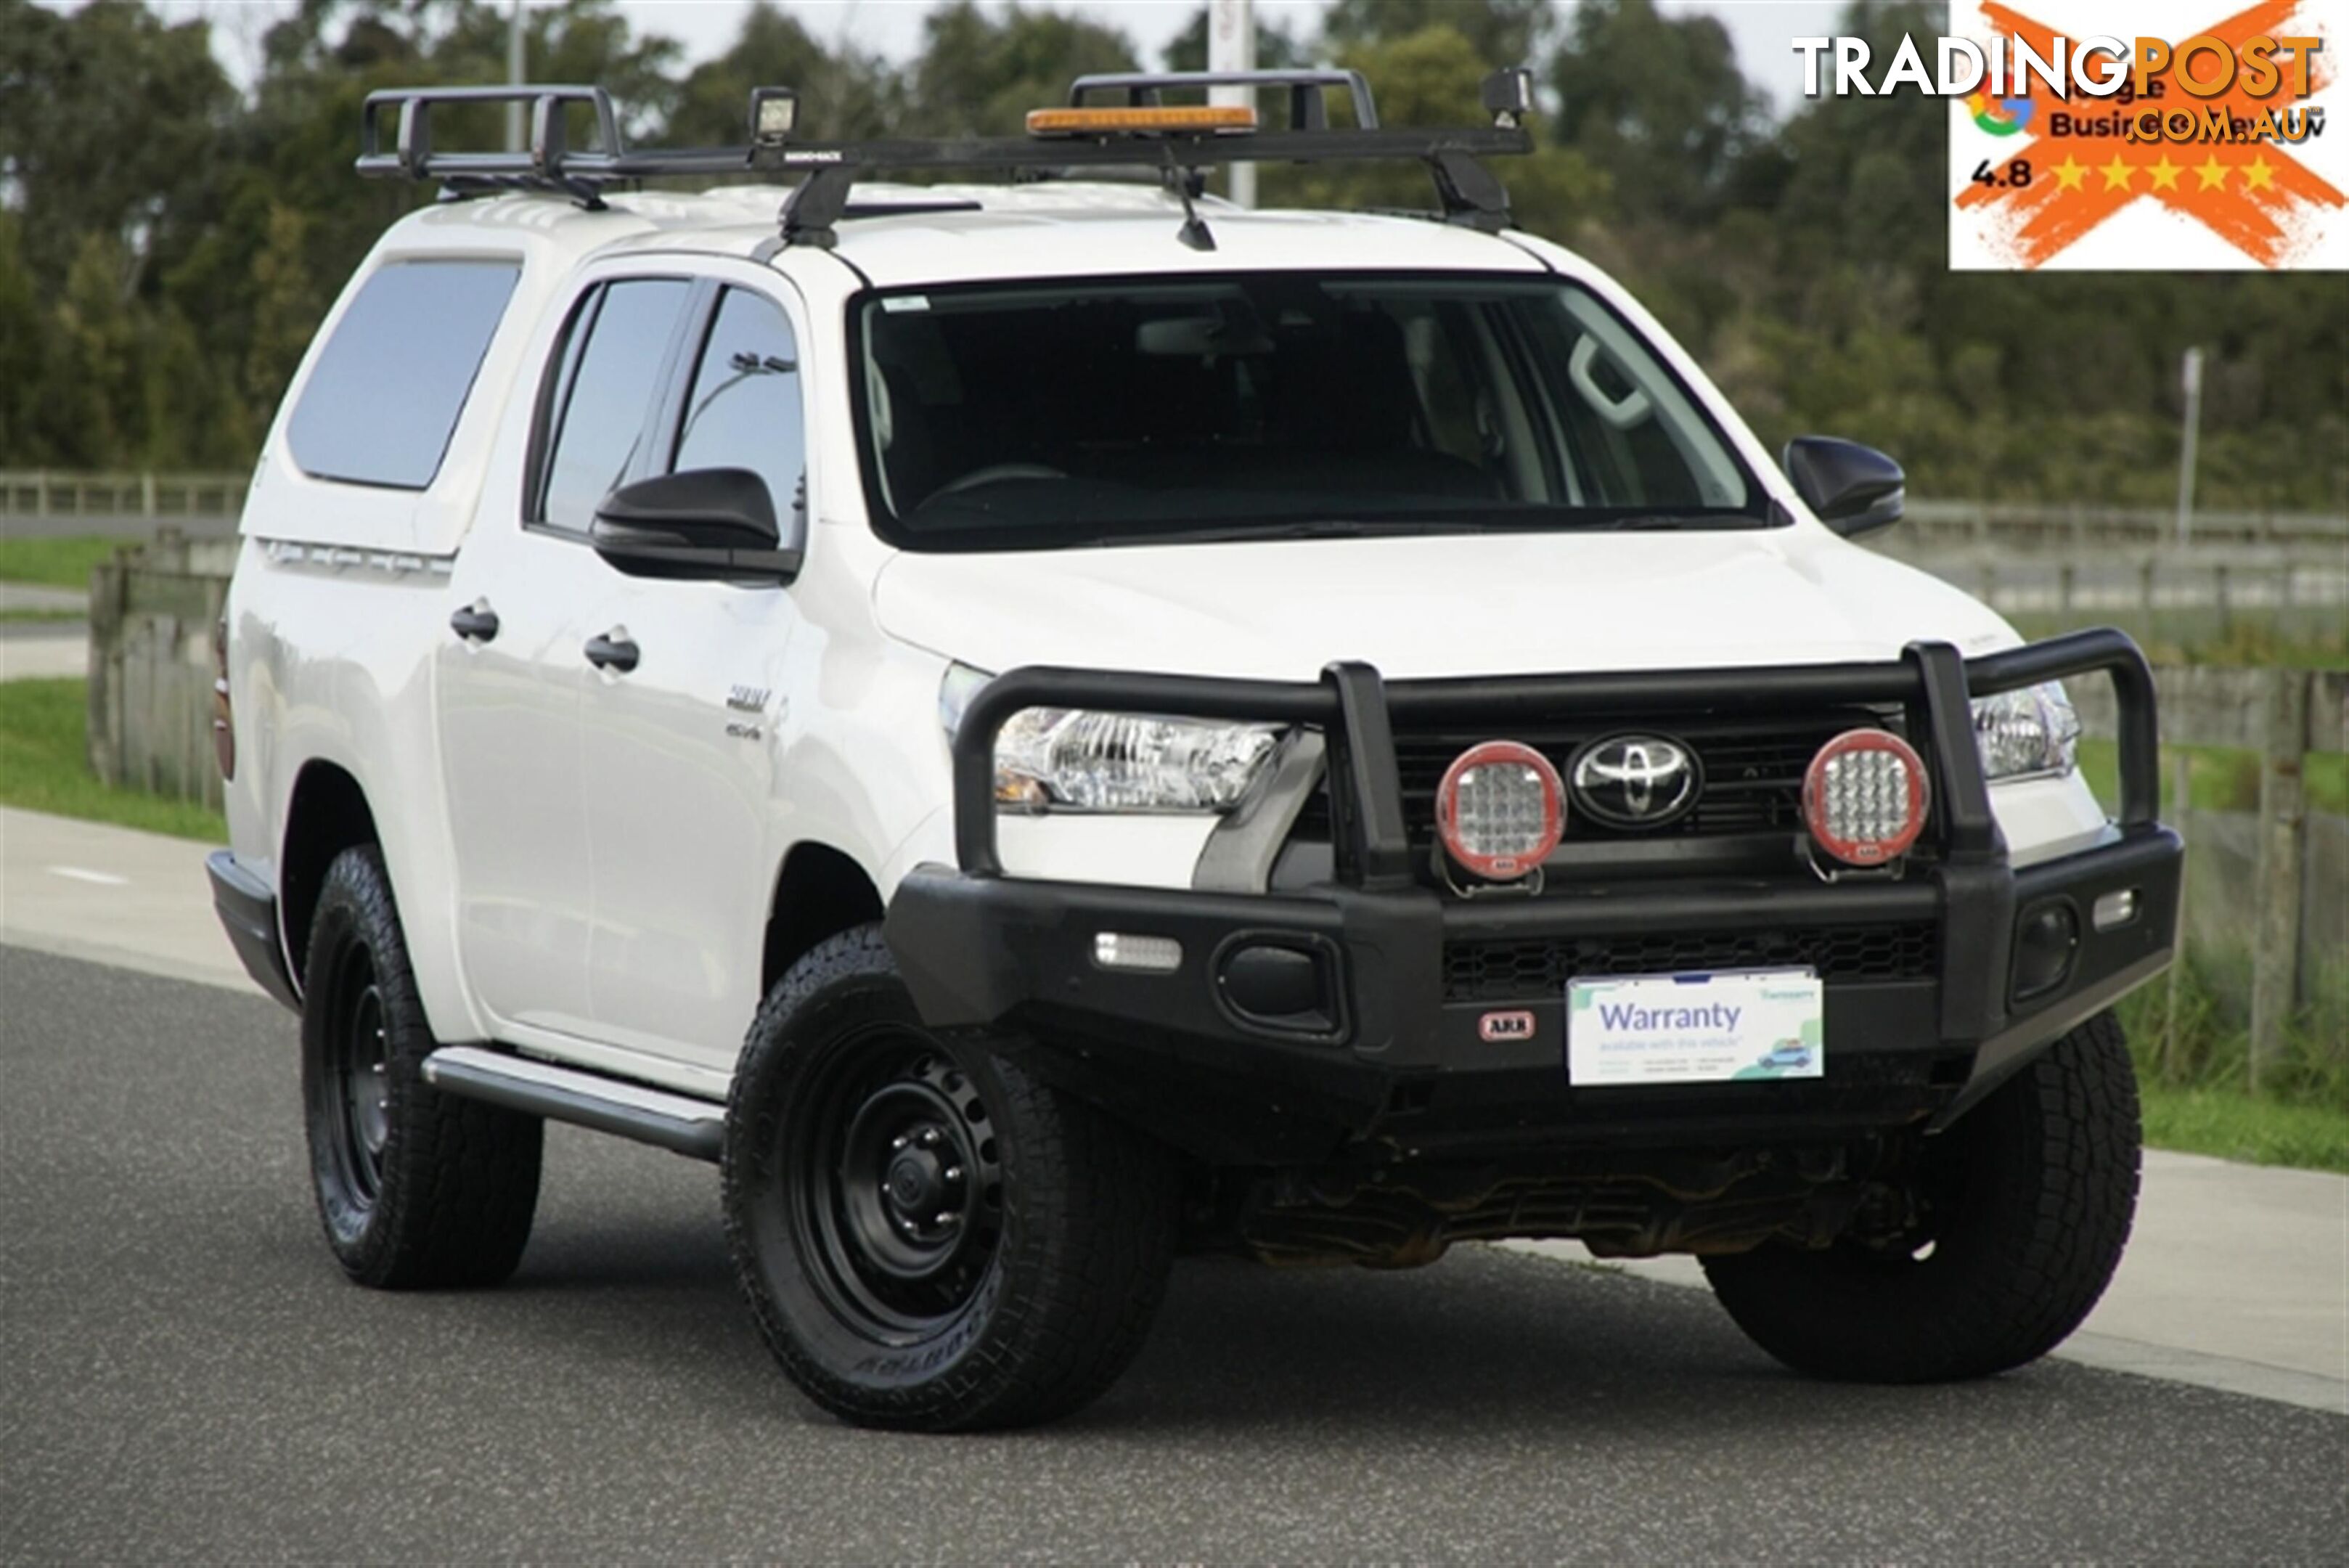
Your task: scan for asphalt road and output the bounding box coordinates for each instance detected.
[4,944,2343,1564]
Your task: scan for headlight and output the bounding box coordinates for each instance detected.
[1972,681,2081,781]
[939,663,1282,812]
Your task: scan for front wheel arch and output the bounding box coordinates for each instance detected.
[761,840,884,996]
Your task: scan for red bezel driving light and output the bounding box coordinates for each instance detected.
[1435,740,1565,881]
[1802,728,1929,867]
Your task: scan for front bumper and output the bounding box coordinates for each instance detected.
[886,631,2181,1167]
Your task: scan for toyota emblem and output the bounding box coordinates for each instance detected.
[1568,735,1702,828]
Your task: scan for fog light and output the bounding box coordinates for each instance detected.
[2093,889,2139,931]
[1803,728,1929,867]
[1093,932,1182,973]
[2012,899,2080,1001]
[1436,740,1565,881]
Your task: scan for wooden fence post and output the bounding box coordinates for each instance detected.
[2162,748,2191,1082]
[2250,668,2310,1090]
[85,550,126,787]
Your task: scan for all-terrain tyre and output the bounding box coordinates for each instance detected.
[723,925,1178,1432]
[1702,1010,2141,1382]
[301,844,542,1288]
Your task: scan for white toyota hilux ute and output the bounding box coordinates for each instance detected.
[208,73,2183,1431]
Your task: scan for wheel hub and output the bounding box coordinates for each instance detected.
[349,986,390,1156]
[802,1045,1005,1331]
[320,946,391,1211]
[883,1130,961,1223]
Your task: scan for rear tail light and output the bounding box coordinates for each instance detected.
[1436,740,1564,881]
[1803,729,1927,867]
[211,616,234,781]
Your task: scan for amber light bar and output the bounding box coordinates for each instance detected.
[1026,105,1259,137]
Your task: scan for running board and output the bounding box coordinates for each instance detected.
[422,1046,724,1161]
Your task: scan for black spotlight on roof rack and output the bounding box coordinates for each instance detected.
[356,68,1537,247]
[749,87,799,149]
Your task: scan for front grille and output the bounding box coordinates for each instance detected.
[1291,711,1905,849]
[1442,922,1940,1003]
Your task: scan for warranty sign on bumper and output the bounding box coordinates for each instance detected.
[1566,969,1824,1087]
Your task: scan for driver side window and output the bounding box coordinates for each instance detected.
[671,287,805,520]
[537,277,693,534]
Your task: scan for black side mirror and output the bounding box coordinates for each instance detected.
[1784,437,1905,539]
[591,467,804,584]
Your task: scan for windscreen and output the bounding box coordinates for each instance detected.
[854,272,1765,550]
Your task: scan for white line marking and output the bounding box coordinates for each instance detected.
[46,865,130,886]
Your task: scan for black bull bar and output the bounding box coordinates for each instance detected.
[886,629,2180,1163]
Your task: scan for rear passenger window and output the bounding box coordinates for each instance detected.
[287,261,519,490]
[538,279,692,534]
[671,289,804,517]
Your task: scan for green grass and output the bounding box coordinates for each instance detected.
[0,607,86,624]
[0,534,119,589]
[0,677,225,841]
[2137,1082,2349,1174]
[2116,953,2347,1172]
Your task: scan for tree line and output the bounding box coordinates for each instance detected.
[2,0,2342,511]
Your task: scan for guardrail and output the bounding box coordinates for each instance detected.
[1902,499,2349,550]
[1888,550,2349,643]
[1,470,249,522]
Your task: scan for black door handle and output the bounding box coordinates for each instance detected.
[449,604,499,643]
[585,632,640,674]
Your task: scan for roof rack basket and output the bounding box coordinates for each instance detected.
[356,68,1537,245]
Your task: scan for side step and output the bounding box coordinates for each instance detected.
[422,1046,724,1162]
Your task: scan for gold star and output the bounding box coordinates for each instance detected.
[2099,155,2137,192]
[2244,155,2277,191]
[2053,157,2089,191]
[2148,156,2183,192]
[2194,155,2231,191]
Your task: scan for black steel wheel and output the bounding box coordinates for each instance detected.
[316,939,391,1220]
[300,844,542,1289]
[794,1038,1005,1339]
[724,925,1177,1432]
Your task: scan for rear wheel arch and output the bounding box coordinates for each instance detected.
[762,841,885,996]
[280,761,380,986]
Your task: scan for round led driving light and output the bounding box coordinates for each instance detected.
[1436,740,1564,881]
[1803,728,1929,867]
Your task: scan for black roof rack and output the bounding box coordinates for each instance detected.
[356,69,1536,245]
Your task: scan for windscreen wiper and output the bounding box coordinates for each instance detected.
[1102,518,1499,547]
[1577,512,1772,531]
